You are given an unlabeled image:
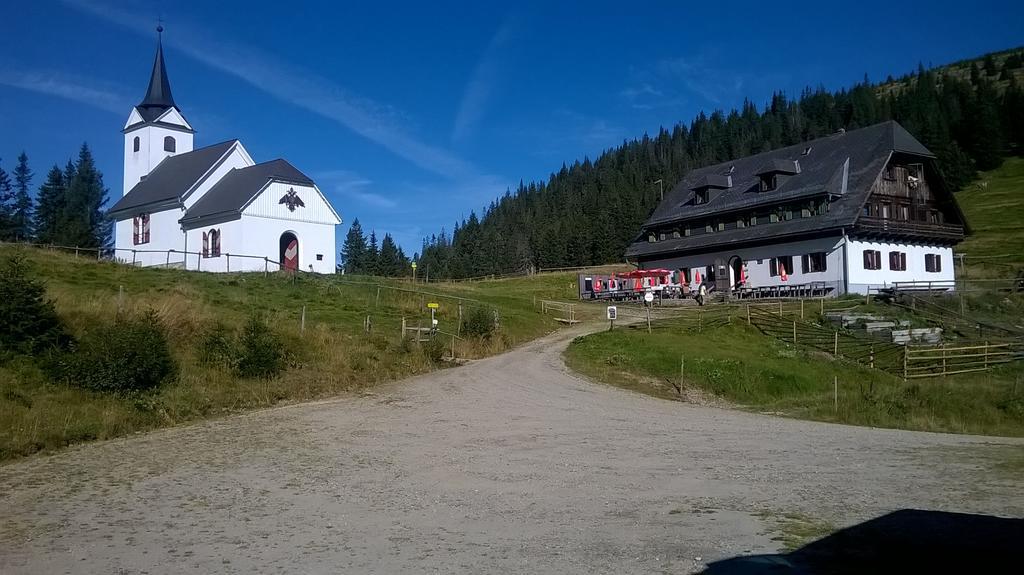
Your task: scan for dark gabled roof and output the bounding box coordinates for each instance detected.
[756,158,800,175]
[692,174,732,189]
[180,159,314,225]
[109,140,237,216]
[627,121,940,259]
[126,29,193,130]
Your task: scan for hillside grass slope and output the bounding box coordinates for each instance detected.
[0,246,579,460]
[566,159,1024,436]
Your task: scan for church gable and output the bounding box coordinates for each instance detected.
[180,158,340,229]
[155,107,193,131]
[243,181,341,225]
[123,108,144,130]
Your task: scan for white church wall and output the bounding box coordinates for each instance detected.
[243,181,341,225]
[182,144,253,209]
[123,124,194,195]
[845,239,954,294]
[113,208,186,267]
[184,216,336,274]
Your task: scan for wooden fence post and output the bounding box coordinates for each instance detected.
[779,300,783,316]
[941,343,947,376]
[820,297,824,316]
[131,250,137,266]
[746,304,751,325]
[698,312,703,333]
[834,331,839,356]
[869,344,875,368]
[226,253,231,273]
[300,305,306,335]
[451,334,456,360]
[800,298,804,319]
[376,287,381,308]
[984,341,989,370]
[458,305,463,337]
[166,250,171,267]
[679,355,685,396]
[834,376,838,412]
[401,317,406,340]
[264,257,269,276]
[903,345,908,380]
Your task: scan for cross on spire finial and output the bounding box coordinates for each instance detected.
[156,16,164,35]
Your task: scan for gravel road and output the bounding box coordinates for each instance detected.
[2,323,1021,574]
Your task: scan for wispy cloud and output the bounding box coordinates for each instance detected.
[0,69,128,114]
[315,170,397,209]
[64,0,478,180]
[654,55,746,105]
[451,18,516,145]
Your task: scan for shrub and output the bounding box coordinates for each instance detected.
[196,315,286,379]
[197,324,238,368]
[0,255,69,358]
[236,315,286,378]
[461,306,496,339]
[49,310,176,394]
[421,336,447,363]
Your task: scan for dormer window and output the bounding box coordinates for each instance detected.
[695,189,710,205]
[760,173,778,192]
[164,136,176,153]
[755,159,799,192]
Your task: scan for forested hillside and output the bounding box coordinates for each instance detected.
[417,48,1024,279]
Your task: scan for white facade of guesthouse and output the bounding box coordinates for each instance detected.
[640,237,955,296]
[109,29,340,274]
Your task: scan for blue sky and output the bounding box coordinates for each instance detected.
[2,0,1022,255]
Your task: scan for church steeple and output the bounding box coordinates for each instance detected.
[139,25,175,112]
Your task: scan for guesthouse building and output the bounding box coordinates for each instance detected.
[626,121,967,296]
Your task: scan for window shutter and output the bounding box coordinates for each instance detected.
[203,231,209,258]
[875,251,882,270]
[801,254,808,274]
[863,250,870,269]
[770,258,778,277]
[133,217,139,245]
[900,253,906,271]
[142,214,150,243]
[935,255,941,272]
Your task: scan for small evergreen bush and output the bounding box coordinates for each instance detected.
[49,310,176,393]
[0,255,69,359]
[197,315,285,379]
[236,314,285,378]
[461,306,496,339]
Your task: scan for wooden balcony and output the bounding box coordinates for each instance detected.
[854,216,964,241]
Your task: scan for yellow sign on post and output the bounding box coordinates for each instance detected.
[427,302,440,309]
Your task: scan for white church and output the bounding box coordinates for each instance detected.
[109,28,341,273]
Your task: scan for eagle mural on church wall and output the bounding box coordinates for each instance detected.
[279,188,306,212]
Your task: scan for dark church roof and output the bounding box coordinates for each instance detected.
[125,29,193,129]
[108,140,238,216]
[626,121,945,259]
[180,159,315,226]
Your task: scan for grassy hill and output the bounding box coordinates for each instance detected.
[956,156,1024,277]
[0,246,581,460]
[565,160,1024,437]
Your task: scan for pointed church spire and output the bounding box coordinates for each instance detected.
[139,25,175,110]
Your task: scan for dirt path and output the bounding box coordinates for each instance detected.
[2,323,1021,574]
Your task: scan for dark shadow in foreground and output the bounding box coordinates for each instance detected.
[700,509,1023,575]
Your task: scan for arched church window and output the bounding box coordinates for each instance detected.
[208,229,221,257]
[164,136,176,153]
[133,136,140,153]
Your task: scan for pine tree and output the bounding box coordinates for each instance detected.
[34,165,66,244]
[340,218,369,274]
[59,143,110,248]
[377,233,402,277]
[0,159,12,240]
[367,230,379,276]
[11,152,34,241]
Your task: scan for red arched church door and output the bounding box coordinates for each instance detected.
[280,232,299,271]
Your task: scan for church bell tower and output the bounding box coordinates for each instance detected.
[122,26,195,196]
